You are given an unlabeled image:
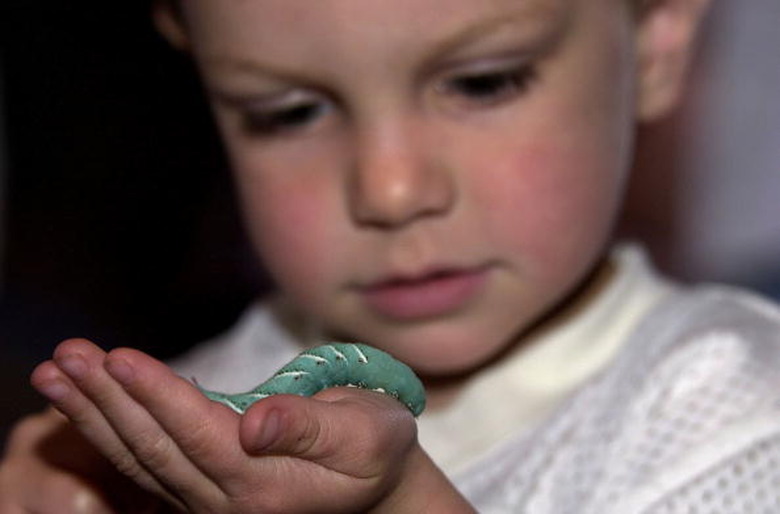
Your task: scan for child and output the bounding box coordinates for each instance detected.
[3,0,780,511]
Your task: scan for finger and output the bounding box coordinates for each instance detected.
[103,351,414,514]
[239,388,417,478]
[30,359,137,472]
[31,346,159,492]
[102,347,247,480]
[31,356,172,504]
[44,339,205,508]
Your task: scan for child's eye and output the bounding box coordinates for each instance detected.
[242,100,330,136]
[438,66,537,107]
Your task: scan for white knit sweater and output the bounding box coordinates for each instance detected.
[172,246,780,512]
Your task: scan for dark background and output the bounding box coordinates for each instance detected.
[0,2,266,444]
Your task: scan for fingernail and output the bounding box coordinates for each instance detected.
[58,354,88,379]
[39,379,70,402]
[256,409,281,451]
[105,357,135,386]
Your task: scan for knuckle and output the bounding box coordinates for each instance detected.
[292,413,323,457]
[129,430,175,472]
[109,449,144,479]
[105,429,173,480]
[171,417,215,460]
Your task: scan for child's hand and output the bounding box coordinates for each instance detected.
[30,339,473,513]
[0,407,169,513]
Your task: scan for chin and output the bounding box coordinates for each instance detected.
[359,321,514,377]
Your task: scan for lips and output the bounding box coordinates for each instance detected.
[359,266,490,321]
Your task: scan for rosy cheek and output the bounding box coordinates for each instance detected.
[473,140,617,280]
[245,178,337,303]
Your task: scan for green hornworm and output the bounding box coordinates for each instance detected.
[197,343,426,416]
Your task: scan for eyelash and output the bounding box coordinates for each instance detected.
[235,65,537,137]
[241,101,329,136]
[438,65,538,107]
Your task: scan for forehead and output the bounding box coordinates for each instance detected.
[183,0,571,58]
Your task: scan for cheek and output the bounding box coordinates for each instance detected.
[236,170,339,303]
[475,12,636,283]
[470,131,627,284]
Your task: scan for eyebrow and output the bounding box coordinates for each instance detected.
[422,2,570,61]
[202,1,570,85]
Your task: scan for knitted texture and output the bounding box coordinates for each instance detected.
[457,286,780,513]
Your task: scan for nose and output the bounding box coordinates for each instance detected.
[348,118,455,229]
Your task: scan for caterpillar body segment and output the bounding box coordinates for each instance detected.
[196,343,426,416]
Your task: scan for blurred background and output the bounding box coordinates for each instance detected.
[0,2,266,444]
[1,0,779,445]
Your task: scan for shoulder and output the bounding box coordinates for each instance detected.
[609,284,780,423]
[460,285,780,513]
[597,285,780,512]
[636,283,780,351]
[612,284,780,406]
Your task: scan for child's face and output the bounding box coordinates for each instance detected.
[180,0,641,374]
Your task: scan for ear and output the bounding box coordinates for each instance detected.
[152,0,190,51]
[634,0,712,121]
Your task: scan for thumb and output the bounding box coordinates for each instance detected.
[238,389,416,475]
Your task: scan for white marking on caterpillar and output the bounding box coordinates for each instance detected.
[325,344,347,361]
[221,393,270,414]
[274,371,311,380]
[299,354,329,365]
[351,344,369,364]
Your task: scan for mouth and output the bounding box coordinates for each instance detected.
[359,265,491,321]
